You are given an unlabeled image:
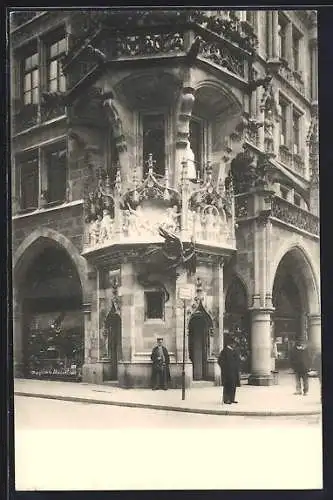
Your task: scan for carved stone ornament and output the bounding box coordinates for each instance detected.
[122,154,181,208]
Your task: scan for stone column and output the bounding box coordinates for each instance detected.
[248,308,274,385]
[308,314,321,354]
[174,270,192,388]
[118,261,136,387]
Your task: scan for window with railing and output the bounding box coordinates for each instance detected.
[292,110,301,155]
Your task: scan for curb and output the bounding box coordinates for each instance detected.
[14,392,322,417]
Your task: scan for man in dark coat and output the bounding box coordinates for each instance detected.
[151,337,171,390]
[217,337,241,404]
[290,340,310,395]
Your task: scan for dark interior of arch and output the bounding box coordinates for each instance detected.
[23,245,82,306]
[225,278,247,314]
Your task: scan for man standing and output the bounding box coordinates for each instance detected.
[151,337,171,390]
[217,336,241,404]
[290,340,310,395]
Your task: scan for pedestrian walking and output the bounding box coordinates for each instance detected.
[312,349,322,401]
[151,337,171,390]
[217,336,241,404]
[290,340,310,396]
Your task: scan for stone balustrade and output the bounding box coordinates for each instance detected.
[271,196,319,236]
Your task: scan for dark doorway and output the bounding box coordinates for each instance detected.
[105,313,122,380]
[224,277,250,373]
[188,313,210,381]
[273,272,302,370]
[21,245,84,381]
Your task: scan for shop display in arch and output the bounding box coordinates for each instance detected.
[26,310,84,380]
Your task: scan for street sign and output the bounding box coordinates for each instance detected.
[178,284,195,301]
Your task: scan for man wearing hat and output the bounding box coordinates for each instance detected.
[151,337,171,390]
[290,339,310,395]
[217,335,241,404]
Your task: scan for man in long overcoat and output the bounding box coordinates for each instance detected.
[151,337,171,390]
[290,340,310,395]
[217,336,241,404]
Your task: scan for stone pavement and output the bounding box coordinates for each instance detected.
[14,371,322,417]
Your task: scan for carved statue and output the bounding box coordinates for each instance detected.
[204,206,219,241]
[162,205,181,233]
[99,209,114,243]
[185,141,197,181]
[193,207,203,240]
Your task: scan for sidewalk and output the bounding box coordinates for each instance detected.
[14,372,322,417]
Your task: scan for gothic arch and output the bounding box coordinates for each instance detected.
[13,228,91,303]
[270,244,320,315]
[193,79,242,114]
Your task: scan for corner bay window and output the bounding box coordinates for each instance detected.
[142,114,165,178]
[145,291,165,320]
[45,144,67,204]
[19,153,39,211]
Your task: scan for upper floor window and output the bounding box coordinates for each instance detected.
[280,186,289,200]
[292,27,302,72]
[279,98,288,146]
[142,113,165,178]
[45,142,67,204]
[23,50,39,105]
[19,152,39,211]
[189,117,205,181]
[46,35,66,93]
[292,110,301,154]
[294,193,301,207]
[278,14,288,60]
[245,11,257,31]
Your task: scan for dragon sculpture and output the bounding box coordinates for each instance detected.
[137,226,197,302]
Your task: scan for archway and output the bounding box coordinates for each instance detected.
[104,311,122,381]
[224,277,250,373]
[272,249,313,370]
[188,303,213,381]
[17,243,84,380]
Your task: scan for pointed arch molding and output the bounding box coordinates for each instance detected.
[270,243,320,314]
[13,228,91,302]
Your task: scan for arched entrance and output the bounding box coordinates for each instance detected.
[224,277,250,373]
[272,250,309,370]
[104,311,122,380]
[188,303,213,381]
[18,245,84,380]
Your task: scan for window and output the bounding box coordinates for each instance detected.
[142,114,165,178]
[45,142,67,204]
[279,98,288,146]
[294,194,301,207]
[189,118,205,180]
[145,291,165,320]
[292,27,301,72]
[278,14,287,60]
[280,187,288,200]
[22,50,39,105]
[19,152,39,211]
[292,111,301,154]
[46,35,66,93]
[245,11,257,30]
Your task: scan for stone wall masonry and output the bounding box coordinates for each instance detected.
[12,203,84,254]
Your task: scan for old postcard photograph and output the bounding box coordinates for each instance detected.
[10,8,322,490]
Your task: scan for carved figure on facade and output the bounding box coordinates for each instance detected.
[99,209,114,243]
[161,205,181,233]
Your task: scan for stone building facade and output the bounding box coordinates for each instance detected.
[11,9,320,388]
